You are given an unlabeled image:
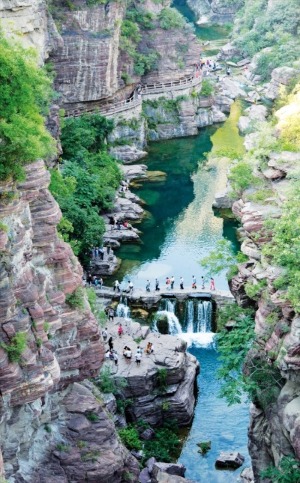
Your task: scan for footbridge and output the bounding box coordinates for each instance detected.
[65,71,202,118]
[95,286,234,309]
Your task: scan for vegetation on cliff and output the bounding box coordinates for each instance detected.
[0,35,54,181]
[230,0,300,79]
[50,113,121,263]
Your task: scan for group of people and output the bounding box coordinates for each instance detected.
[113,280,134,294]
[145,276,216,292]
[85,273,103,288]
[109,216,133,231]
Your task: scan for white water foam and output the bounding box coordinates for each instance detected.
[180,331,216,349]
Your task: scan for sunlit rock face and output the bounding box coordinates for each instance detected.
[0,0,62,62]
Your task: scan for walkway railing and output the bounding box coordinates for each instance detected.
[65,71,202,118]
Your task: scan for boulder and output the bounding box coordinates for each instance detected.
[215,451,245,469]
[139,467,151,483]
[151,462,186,479]
[213,190,232,209]
[240,467,254,483]
[110,145,148,163]
[140,428,155,440]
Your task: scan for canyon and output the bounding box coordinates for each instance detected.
[0,0,300,481]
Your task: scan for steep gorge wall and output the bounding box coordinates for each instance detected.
[0,162,140,481]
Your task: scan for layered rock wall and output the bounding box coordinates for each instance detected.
[0,162,139,481]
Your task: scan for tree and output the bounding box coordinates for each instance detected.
[0,35,55,181]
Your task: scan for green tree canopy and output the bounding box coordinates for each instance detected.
[0,34,55,181]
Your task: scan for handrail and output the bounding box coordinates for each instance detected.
[65,71,202,118]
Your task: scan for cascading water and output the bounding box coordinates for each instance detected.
[181,299,215,348]
[116,297,131,319]
[153,298,182,335]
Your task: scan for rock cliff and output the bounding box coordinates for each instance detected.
[219,94,300,480]
[187,0,243,24]
[0,161,139,481]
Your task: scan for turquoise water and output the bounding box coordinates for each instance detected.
[172,0,230,56]
[114,128,238,291]
[178,345,250,482]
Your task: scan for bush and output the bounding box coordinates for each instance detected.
[96,366,128,394]
[260,457,300,483]
[200,79,214,97]
[65,287,85,310]
[1,332,27,363]
[158,8,185,30]
[0,35,55,181]
[156,368,167,391]
[200,240,245,279]
[228,161,257,197]
[244,279,267,300]
[86,288,106,326]
[118,427,142,451]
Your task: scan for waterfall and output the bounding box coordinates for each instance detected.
[153,298,182,335]
[181,299,215,348]
[186,300,194,333]
[116,297,131,319]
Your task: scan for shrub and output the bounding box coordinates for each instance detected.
[118,427,142,451]
[244,279,267,300]
[1,332,27,363]
[260,457,300,483]
[156,368,168,392]
[86,288,106,326]
[200,240,245,279]
[65,287,85,310]
[158,8,185,30]
[228,161,257,197]
[200,79,214,97]
[143,422,180,462]
[85,412,99,422]
[96,366,128,394]
[0,35,55,181]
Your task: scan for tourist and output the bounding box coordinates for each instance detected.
[210,277,216,290]
[87,273,92,286]
[118,323,124,337]
[114,280,120,293]
[99,247,104,260]
[155,278,160,291]
[94,277,99,286]
[102,327,108,341]
[135,351,142,365]
[106,243,111,255]
[180,277,184,290]
[136,345,143,355]
[108,337,113,351]
[166,277,171,290]
[123,346,132,359]
[170,276,175,289]
[201,276,205,289]
[129,280,134,295]
[95,247,99,258]
[146,280,151,292]
[105,349,110,359]
[192,275,197,289]
[113,351,119,366]
[109,350,114,361]
[145,342,153,354]
[99,277,103,289]
[108,307,114,322]
[226,66,231,76]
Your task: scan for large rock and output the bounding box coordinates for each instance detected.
[151,462,186,479]
[215,451,245,469]
[110,145,148,163]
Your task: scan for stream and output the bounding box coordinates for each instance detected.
[110,4,251,481]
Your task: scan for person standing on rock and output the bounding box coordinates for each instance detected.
[192,275,197,289]
[102,327,108,341]
[118,323,124,337]
[106,243,111,255]
[155,279,160,291]
[129,280,134,295]
[135,351,142,366]
[114,280,120,293]
[113,351,118,366]
[166,277,171,290]
[99,277,103,289]
[108,336,113,351]
[201,276,205,289]
[99,246,104,260]
[146,280,151,292]
[170,276,175,290]
[210,277,216,290]
[108,307,115,322]
[180,277,184,290]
